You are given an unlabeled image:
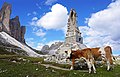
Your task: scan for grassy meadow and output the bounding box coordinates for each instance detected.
[0,55,120,77]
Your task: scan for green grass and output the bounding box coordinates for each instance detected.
[0,55,120,77]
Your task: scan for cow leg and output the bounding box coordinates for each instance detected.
[90,59,96,73]
[70,59,75,70]
[86,59,92,73]
[107,60,110,71]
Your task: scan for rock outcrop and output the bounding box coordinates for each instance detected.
[0,2,11,34]
[41,42,63,55]
[9,16,26,43]
[41,45,50,54]
[56,9,86,55]
[0,2,26,43]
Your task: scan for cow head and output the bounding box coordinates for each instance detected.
[65,49,72,59]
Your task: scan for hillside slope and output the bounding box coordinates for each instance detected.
[0,32,43,57]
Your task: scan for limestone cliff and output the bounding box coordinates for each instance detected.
[0,2,26,43]
[9,16,26,43]
[0,2,11,34]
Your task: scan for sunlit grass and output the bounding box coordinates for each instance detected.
[0,55,120,77]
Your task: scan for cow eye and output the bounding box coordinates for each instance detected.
[65,51,68,54]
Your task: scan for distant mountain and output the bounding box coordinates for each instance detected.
[41,42,63,55]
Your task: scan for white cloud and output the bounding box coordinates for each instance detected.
[87,0,120,41]
[81,0,120,54]
[33,29,46,37]
[42,38,46,42]
[36,43,44,50]
[26,38,35,47]
[32,17,38,21]
[45,0,57,5]
[33,11,37,15]
[36,3,41,9]
[27,13,31,16]
[46,40,63,46]
[36,4,68,31]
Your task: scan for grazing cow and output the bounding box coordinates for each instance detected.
[65,48,96,73]
[90,46,114,71]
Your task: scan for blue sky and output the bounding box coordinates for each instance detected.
[0,0,120,55]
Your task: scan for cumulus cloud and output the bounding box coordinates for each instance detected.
[33,29,46,37]
[45,0,57,5]
[32,17,38,21]
[87,0,120,41]
[26,38,35,47]
[36,4,68,30]
[81,0,120,54]
[36,43,44,50]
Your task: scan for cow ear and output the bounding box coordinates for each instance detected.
[65,51,68,54]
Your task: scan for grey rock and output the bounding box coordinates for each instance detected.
[41,42,63,55]
[0,2,11,33]
[20,26,26,43]
[9,16,26,43]
[0,2,26,43]
[41,45,49,53]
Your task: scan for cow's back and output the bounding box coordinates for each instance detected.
[90,48,101,60]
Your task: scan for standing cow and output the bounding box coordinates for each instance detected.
[65,48,96,73]
[90,46,114,71]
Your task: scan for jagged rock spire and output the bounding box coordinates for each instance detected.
[65,9,83,45]
[0,2,26,43]
[0,2,11,33]
[9,16,26,43]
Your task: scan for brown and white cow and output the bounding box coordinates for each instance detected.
[90,46,114,71]
[65,48,96,73]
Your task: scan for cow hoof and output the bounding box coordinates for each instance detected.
[70,67,73,70]
[94,71,96,73]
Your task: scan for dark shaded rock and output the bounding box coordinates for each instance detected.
[20,26,26,43]
[9,16,20,40]
[9,16,26,43]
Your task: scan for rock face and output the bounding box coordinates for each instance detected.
[20,26,26,43]
[0,2,26,43]
[41,42,63,55]
[57,9,86,55]
[65,9,83,44]
[41,45,50,54]
[9,16,26,43]
[0,2,11,34]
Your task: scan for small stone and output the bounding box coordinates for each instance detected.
[12,60,16,63]
[74,72,77,75]
[36,68,38,71]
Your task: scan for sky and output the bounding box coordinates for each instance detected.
[0,0,120,55]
